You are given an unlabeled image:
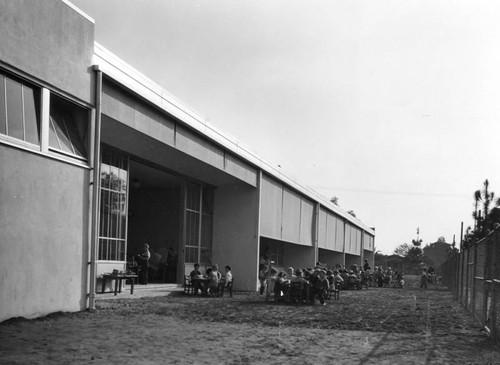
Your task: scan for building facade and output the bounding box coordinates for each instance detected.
[0,0,375,322]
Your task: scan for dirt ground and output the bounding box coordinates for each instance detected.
[1,278,499,365]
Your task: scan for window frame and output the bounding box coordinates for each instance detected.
[0,66,92,167]
[0,71,41,148]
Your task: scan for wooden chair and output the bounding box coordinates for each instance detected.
[183,275,194,295]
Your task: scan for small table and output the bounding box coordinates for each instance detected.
[101,273,138,296]
[192,277,209,295]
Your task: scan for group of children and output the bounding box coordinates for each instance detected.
[261,263,346,305]
[189,263,233,297]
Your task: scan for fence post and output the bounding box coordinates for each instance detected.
[490,232,499,342]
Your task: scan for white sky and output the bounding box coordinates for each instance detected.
[71,0,500,254]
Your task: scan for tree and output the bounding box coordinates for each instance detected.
[467,179,500,245]
[407,246,423,264]
[393,243,410,257]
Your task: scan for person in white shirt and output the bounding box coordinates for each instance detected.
[224,265,234,297]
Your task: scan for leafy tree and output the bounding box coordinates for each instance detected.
[393,243,410,257]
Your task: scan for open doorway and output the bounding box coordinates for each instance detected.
[127,160,182,284]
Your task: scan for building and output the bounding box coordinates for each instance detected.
[0,0,375,322]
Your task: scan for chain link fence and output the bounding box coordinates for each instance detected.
[442,229,500,344]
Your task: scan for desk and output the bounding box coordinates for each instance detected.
[101,273,138,296]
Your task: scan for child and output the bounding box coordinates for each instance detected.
[265,268,278,301]
[206,268,219,296]
[312,270,329,305]
[420,269,428,289]
[223,265,233,297]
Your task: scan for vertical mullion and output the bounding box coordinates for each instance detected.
[198,186,202,264]
[21,85,26,141]
[123,156,130,262]
[4,78,8,135]
[106,188,112,260]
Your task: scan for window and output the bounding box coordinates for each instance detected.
[0,72,40,145]
[184,182,214,265]
[49,94,88,160]
[98,150,128,261]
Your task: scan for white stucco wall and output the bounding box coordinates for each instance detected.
[212,181,260,291]
[0,146,90,321]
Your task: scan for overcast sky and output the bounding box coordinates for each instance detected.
[71,0,500,254]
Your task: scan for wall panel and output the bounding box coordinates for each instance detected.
[224,153,257,187]
[260,175,283,239]
[335,216,345,251]
[281,187,301,243]
[326,213,337,250]
[318,208,328,248]
[176,126,224,169]
[299,198,314,246]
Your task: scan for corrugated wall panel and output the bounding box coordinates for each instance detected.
[326,213,337,250]
[260,175,283,239]
[345,223,352,253]
[299,198,314,246]
[318,208,328,248]
[335,216,344,251]
[282,187,301,243]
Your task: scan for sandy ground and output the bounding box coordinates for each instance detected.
[1,279,499,365]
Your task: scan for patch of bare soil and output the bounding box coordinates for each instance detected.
[1,281,499,364]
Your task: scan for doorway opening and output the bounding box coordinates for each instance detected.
[127,160,182,284]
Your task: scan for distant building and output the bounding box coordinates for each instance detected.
[0,0,375,321]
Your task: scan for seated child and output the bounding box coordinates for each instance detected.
[206,268,219,296]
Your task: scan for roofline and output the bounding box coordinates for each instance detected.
[92,42,375,235]
[61,0,95,23]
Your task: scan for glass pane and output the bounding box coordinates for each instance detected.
[0,76,6,135]
[201,214,213,248]
[184,246,197,264]
[186,182,200,211]
[49,95,88,159]
[98,238,108,260]
[200,248,212,266]
[100,163,110,190]
[202,187,214,214]
[99,190,110,237]
[23,86,39,145]
[186,211,199,246]
[63,111,87,158]
[52,111,74,154]
[5,78,23,140]
[110,239,118,261]
[49,117,61,149]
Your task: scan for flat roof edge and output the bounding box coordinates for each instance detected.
[92,43,375,235]
[61,0,95,23]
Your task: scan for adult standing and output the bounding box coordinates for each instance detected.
[166,247,178,283]
[136,243,151,285]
